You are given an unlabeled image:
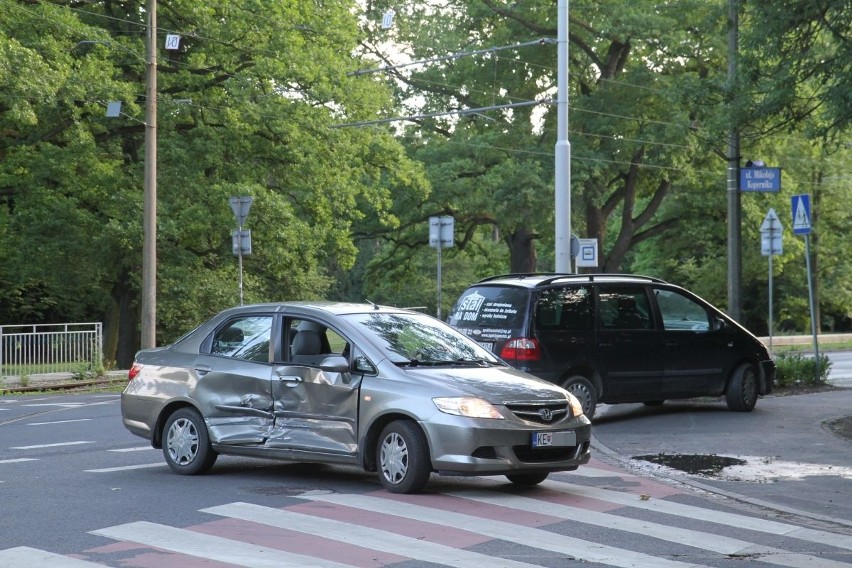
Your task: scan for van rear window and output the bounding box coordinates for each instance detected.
[447,286,527,339]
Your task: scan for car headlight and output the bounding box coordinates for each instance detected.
[566,392,584,418]
[433,397,505,419]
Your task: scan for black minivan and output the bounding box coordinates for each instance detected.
[447,273,775,418]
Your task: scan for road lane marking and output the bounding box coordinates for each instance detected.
[0,458,38,464]
[10,441,94,450]
[203,501,543,568]
[108,446,156,452]
[85,462,164,473]
[27,419,92,426]
[543,480,852,552]
[293,494,708,568]
[91,521,355,568]
[0,546,106,567]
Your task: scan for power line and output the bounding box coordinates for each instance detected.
[332,99,547,128]
[351,38,554,76]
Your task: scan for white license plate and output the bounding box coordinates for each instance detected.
[532,431,576,448]
[476,341,495,352]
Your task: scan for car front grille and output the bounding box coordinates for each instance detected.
[505,400,570,424]
[513,441,590,463]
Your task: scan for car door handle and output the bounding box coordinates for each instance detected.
[194,365,212,376]
[277,375,303,383]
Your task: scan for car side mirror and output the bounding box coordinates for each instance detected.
[712,317,726,331]
[318,355,350,373]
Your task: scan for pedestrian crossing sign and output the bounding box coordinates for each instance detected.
[791,194,811,235]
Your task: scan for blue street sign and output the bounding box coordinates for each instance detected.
[791,194,811,235]
[740,167,781,192]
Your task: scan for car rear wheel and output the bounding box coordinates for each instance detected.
[725,363,758,412]
[506,472,549,486]
[162,407,218,475]
[377,420,431,494]
[563,375,598,419]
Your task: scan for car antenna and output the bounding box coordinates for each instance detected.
[365,299,380,310]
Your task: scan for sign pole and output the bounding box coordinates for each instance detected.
[804,234,820,380]
[791,194,819,382]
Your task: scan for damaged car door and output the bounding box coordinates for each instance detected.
[193,315,275,445]
[268,319,361,459]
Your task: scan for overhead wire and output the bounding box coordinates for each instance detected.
[5,0,841,183]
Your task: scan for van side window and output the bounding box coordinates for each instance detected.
[655,289,711,331]
[598,287,653,330]
[535,287,593,331]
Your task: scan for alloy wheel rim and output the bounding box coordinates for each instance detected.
[167,417,199,465]
[380,432,408,484]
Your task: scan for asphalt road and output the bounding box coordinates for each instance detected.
[3,390,851,566]
[827,350,852,387]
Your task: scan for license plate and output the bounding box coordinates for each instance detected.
[532,431,576,448]
[476,341,495,352]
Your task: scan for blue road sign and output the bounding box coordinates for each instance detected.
[791,194,811,235]
[741,167,781,192]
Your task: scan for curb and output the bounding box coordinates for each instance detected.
[590,433,852,530]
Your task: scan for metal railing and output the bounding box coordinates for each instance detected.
[0,323,103,379]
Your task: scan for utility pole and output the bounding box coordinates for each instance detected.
[726,0,742,322]
[141,0,158,348]
[554,0,572,273]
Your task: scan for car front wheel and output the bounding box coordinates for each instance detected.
[377,420,431,494]
[563,375,598,419]
[162,407,218,475]
[725,363,758,412]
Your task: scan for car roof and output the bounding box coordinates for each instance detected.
[220,301,418,318]
[473,273,669,289]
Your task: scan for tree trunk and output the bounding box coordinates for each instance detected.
[107,271,139,369]
[507,227,538,273]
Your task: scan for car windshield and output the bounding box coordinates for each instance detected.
[342,312,502,366]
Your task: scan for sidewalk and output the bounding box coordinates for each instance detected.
[0,370,127,393]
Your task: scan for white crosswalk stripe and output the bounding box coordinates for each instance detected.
[0,546,106,567]
[542,479,852,552]
[291,492,707,568]
[91,521,353,568]
[2,478,850,567]
[203,501,545,568]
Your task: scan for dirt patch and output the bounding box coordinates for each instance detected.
[825,415,852,442]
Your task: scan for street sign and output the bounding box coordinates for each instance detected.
[232,230,251,256]
[791,194,811,235]
[428,216,454,248]
[229,196,253,228]
[740,167,781,192]
[759,208,782,256]
[574,238,599,268]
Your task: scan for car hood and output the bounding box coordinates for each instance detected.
[401,365,568,403]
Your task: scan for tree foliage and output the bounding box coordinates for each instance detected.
[1,0,427,365]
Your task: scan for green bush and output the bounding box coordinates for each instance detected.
[774,352,832,387]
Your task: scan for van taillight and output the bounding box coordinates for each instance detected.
[128,363,143,382]
[500,338,541,362]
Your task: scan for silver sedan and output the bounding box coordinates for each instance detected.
[121,302,592,493]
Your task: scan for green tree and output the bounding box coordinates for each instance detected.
[356,0,730,288]
[1,1,427,365]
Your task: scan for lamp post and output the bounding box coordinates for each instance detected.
[140,0,158,348]
[554,0,572,273]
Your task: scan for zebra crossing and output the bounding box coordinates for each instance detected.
[2,462,851,568]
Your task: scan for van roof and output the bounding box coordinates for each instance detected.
[475,273,668,288]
